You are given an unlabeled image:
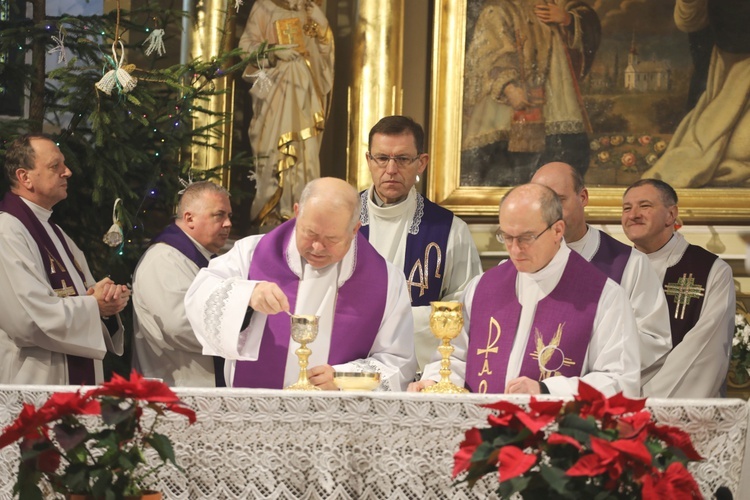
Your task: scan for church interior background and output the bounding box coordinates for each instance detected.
[1,0,748,321]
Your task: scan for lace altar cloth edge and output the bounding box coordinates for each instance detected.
[0,386,746,499]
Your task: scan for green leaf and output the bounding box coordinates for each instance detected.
[147,431,177,464]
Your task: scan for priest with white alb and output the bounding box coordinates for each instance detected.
[0,135,128,385]
[410,184,640,397]
[359,116,482,370]
[185,177,416,390]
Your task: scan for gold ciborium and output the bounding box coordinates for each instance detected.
[423,301,468,394]
[284,314,321,391]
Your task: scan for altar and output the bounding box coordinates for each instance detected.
[0,387,747,499]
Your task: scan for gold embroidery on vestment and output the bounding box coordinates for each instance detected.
[529,323,575,380]
[407,242,443,298]
[664,273,705,320]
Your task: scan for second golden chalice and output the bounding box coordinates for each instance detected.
[284,314,321,391]
[423,301,468,394]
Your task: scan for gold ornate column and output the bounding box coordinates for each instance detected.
[347,0,404,191]
[190,0,233,186]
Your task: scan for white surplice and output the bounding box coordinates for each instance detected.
[641,232,735,398]
[364,186,483,370]
[421,243,641,397]
[567,226,672,388]
[0,198,123,385]
[184,226,416,390]
[132,237,219,387]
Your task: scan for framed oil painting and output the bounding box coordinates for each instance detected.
[428,0,750,222]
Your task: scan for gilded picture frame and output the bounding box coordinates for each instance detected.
[427,0,750,223]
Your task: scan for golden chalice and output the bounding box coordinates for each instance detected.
[423,301,468,394]
[284,314,321,391]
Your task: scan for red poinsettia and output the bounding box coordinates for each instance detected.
[453,380,705,499]
[0,370,196,498]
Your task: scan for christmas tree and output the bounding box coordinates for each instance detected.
[0,0,258,374]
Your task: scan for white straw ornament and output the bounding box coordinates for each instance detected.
[48,26,67,64]
[96,41,137,95]
[103,198,124,247]
[143,28,166,57]
[235,0,243,12]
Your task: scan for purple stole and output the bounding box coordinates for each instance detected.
[465,251,607,394]
[359,191,452,306]
[232,219,388,389]
[589,230,631,285]
[151,222,208,268]
[662,244,717,348]
[150,222,225,386]
[0,192,95,385]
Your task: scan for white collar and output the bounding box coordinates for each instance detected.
[20,196,53,223]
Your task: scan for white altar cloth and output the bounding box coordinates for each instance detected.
[0,386,747,499]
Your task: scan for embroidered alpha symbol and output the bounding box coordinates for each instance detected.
[664,273,705,319]
[530,323,575,380]
[407,242,442,298]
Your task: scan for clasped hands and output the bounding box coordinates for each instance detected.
[87,277,130,318]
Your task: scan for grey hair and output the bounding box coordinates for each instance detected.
[177,181,229,218]
[298,178,360,231]
[3,134,51,187]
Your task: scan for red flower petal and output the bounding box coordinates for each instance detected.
[648,423,703,461]
[548,432,583,450]
[567,453,607,476]
[482,400,523,414]
[515,410,556,434]
[497,446,537,481]
[453,427,482,478]
[529,398,564,417]
[610,438,652,465]
[166,403,197,424]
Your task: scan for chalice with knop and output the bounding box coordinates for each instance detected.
[423,301,468,394]
[284,314,321,391]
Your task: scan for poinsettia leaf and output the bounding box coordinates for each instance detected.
[589,436,619,464]
[466,441,493,464]
[482,400,523,414]
[148,431,177,464]
[610,438,652,465]
[539,464,571,496]
[606,392,646,415]
[516,411,557,434]
[566,453,607,476]
[100,398,135,426]
[547,432,583,450]
[648,423,703,461]
[529,398,564,417]
[453,427,482,478]
[497,475,532,497]
[557,414,603,446]
[498,445,537,481]
[52,422,88,451]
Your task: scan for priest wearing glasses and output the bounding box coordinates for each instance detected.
[409,183,640,397]
[359,116,482,371]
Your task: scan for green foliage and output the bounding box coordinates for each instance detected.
[0,1,265,375]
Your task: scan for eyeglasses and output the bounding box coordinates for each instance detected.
[367,152,421,168]
[496,219,560,248]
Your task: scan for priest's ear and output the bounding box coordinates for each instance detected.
[13,168,32,189]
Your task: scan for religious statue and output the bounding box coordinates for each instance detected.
[240,0,334,226]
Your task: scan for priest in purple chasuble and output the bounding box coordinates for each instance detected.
[185,178,417,391]
[623,179,734,398]
[531,162,672,393]
[132,181,232,387]
[358,116,483,370]
[411,184,640,397]
[0,135,129,385]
